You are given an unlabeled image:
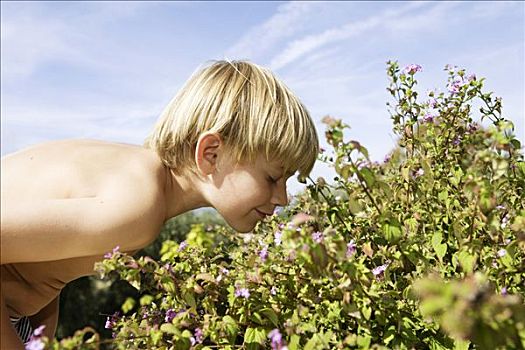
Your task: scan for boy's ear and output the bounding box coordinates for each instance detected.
[195,132,222,176]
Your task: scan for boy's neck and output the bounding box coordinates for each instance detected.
[162,166,209,221]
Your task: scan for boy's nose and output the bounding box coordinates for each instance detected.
[272,181,289,207]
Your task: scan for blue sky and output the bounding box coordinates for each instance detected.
[1,1,524,195]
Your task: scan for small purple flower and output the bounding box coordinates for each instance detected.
[259,245,269,262]
[448,75,468,95]
[165,308,177,323]
[178,241,188,252]
[372,263,389,278]
[346,240,357,258]
[105,311,120,329]
[452,136,461,146]
[423,113,435,123]
[412,168,425,178]
[235,288,250,299]
[33,325,46,337]
[274,231,282,246]
[427,98,437,108]
[501,287,508,295]
[105,318,114,329]
[191,328,203,344]
[312,231,324,244]
[271,286,277,295]
[467,123,479,134]
[467,73,476,82]
[497,249,507,258]
[25,338,45,350]
[445,64,457,73]
[268,329,284,350]
[286,249,297,262]
[104,245,120,259]
[447,83,460,94]
[402,64,422,75]
[383,154,391,163]
[291,213,314,226]
[221,267,229,275]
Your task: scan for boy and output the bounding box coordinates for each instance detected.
[0,59,319,348]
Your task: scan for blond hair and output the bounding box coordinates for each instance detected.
[144,59,319,180]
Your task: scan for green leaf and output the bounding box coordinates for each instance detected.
[348,196,363,215]
[431,232,447,263]
[183,291,196,309]
[222,315,238,343]
[288,334,301,350]
[160,323,181,335]
[121,297,135,314]
[359,167,376,188]
[161,276,177,293]
[304,334,321,350]
[260,308,279,327]
[250,312,265,325]
[244,327,266,350]
[139,294,154,306]
[456,250,477,274]
[356,334,371,348]
[383,222,402,244]
[361,305,372,320]
[454,339,471,350]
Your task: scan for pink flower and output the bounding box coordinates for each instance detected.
[104,245,120,259]
[25,338,45,350]
[291,213,315,226]
[312,231,324,244]
[274,231,282,246]
[235,288,250,299]
[33,325,46,337]
[190,328,204,345]
[165,309,177,323]
[268,329,287,350]
[497,249,507,257]
[178,241,188,252]
[346,240,357,258]
[423,113,435,123]
[105,312,120,329]
[372,263,389,278]
[445,64,457,73]
[402,64,422,75]
[259,245,269,262]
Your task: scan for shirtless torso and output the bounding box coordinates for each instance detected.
[1,139,168,320]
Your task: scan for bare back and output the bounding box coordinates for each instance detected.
[1,139,167,317]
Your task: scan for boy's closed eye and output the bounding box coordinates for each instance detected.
[267,176,278,184]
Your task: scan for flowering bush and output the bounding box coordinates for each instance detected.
[42,61,524,349]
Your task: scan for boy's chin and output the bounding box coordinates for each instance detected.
[226,219,257,233]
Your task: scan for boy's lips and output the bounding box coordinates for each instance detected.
[255,209,272,218]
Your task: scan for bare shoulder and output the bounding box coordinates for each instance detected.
[1,139,169,258]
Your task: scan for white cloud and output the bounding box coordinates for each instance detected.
[225,1,325,61]
[268,2,429,71]
[0,2,166,81]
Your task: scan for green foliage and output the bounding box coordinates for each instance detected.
[43,62,524,349]
[56,210,223,342]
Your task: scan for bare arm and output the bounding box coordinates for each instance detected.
[1,292,24,350]
[1,174,165,264]
[28,295,59,339]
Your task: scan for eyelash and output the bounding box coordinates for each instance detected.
[268,176,278,184]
